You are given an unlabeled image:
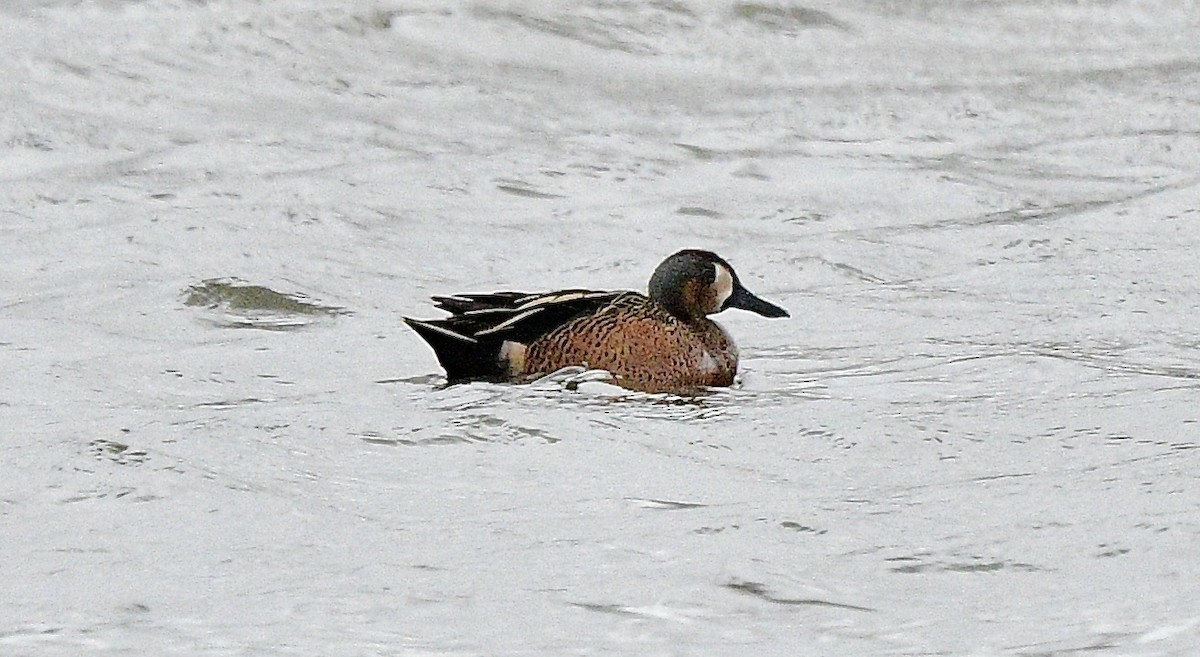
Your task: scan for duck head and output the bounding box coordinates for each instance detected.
[648,249,789,322]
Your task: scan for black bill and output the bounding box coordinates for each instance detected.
[726,283,789,318]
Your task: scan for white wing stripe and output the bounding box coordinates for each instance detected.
[477,307,544,336]
[515,290,620,311]
[408,319,479,344]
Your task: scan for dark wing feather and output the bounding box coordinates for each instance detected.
[430,292,531,314]
[404,289,631,381]
[474,290,627,343]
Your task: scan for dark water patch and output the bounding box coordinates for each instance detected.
[183,278,350,331]
[7,131,55,151]
[53,57,92,77]
[817,257,891,284]
[1094,544,1130,558]
[568,601,706,623]
[1023,58,1200,98]
[694,525,732,534]
[0,627,65,643]
[334,7,411,34]
[777,209,828,225]
[355,432,475,447]
[472,7,658,55]
[426,387,508,413]
[59,486,160,504]
[376,374,445,386]
[675,142,717,160]
[676,206,723,218]
[732,163,770,180]
[566,162,612,177]
[569,602,643,618]
[725,579,874,611]
[686,439,733,451]
[732,3,852,32]
[1006,632,1131,657]
[580,398,732,422]
[969,471,1035,484]
[193,397,271,410]
[453,415,560,444]
[357,432,403,446]
[884,174,1200,240]
[674,142,800,162]
[494,182,565,199]
[255,373,295,386]
[626,497,707,510]
[184,279,348,315]
[947,201,1109,231]
[1022,343,1200,380]
[800,354,917,381]
[88,439,149,466]
[890,558,1044,574]
[780,520,827,534]
[673,141,817,163]
[372,412,561,446]
[925,338,1200,382]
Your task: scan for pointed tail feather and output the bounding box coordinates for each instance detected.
[403,318,506,381]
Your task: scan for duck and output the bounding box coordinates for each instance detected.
[403,249,789,393]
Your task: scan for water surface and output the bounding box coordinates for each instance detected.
[3,1,1199,655]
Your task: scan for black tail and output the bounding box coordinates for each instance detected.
[402,318,506,381]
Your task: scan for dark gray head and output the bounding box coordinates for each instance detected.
[647,249,789,322]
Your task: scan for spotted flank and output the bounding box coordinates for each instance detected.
[403,249,789,394]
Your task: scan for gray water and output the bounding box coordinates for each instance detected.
[4,1,1200,655]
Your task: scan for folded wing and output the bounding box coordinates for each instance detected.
[404,290,629,380]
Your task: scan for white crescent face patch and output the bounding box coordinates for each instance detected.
[713,263,734,311]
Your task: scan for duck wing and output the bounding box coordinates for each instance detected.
[404,289,631,381]
[429,291,531,314]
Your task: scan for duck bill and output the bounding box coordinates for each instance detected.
[726,283,789,318]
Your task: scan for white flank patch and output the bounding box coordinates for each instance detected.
[499,340,527,376]
[698,348,720,375]
[713,263,734,310]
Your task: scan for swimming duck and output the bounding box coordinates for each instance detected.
[403,249,788,393]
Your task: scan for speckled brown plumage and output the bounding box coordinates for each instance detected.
[520,292,738,393]
[403,249,788,394]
